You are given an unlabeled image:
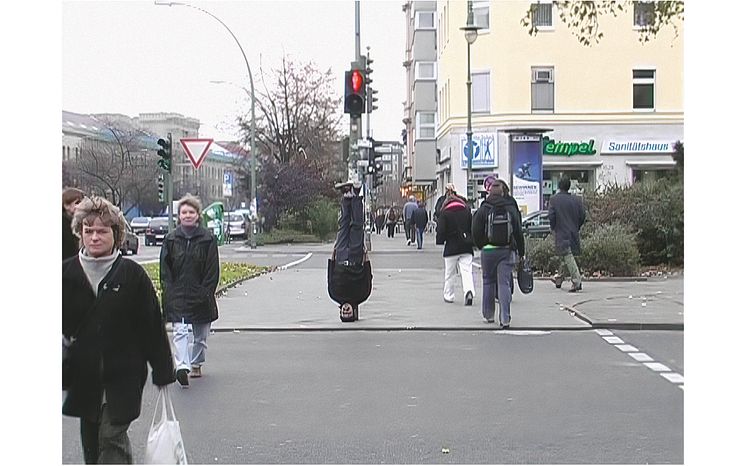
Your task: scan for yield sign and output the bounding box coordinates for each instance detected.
[180,138,213,169]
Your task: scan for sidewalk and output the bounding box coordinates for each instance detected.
[214,232,683,331]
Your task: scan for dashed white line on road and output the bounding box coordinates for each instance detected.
[628,352,654,362]
[603,336,625,344]
[643,362,672,372]
[660,372,684,384]
[615,344,639,352]
[595,329,614,336]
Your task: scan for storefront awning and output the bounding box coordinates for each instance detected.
[625,160,676,168]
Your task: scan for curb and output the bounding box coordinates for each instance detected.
[562,304,684,331]
[201,325,679,333]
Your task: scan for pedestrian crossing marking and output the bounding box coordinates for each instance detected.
[660,372,684,384]
[628,352,654,362]
[643,362,671,372]
[615,344,639,352]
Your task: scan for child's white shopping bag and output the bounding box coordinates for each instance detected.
[145,386,188,464]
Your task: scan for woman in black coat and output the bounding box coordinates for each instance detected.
[160,194,220,388]
[63,196,175,464]
[436,193,476,305]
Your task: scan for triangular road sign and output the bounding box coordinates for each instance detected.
[180,138,213,169]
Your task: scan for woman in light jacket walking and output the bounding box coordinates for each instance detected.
[160,194,220,388]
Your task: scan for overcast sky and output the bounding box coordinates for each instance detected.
[63,0,406,142]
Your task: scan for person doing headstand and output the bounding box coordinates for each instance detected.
[328,180,373,322]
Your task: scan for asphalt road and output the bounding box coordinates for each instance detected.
[62,330,683,464]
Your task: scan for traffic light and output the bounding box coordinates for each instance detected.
[157,174,165,202]
[344,69,366,116]
[157,135,172,172]
[365,55,378,113]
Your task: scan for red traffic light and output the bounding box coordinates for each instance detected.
[351,70,363,93]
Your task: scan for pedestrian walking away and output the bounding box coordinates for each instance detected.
[412,200,429,249]
[63,187,86,260]
[403,195,418,245]
[436,190,476,306]
[328,180,373,322]
[385,205,398,238]
[548,176,587,292]
[63,196,175,464]
[433,183,467,223]
[472,180,525,328]
[375,209,385,235]
[160,194,220,388]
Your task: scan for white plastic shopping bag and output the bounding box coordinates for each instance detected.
[145,386,188,464]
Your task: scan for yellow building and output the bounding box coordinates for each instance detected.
[436,0,683,213]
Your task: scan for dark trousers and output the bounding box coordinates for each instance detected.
[404,219,412,241]
[386,224,395,237]
[416,227,425,249]
[334,195,365,265]
[480,248,516,325]
[80,403,133,464]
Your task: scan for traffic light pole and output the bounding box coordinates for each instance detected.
[166,132,175,232]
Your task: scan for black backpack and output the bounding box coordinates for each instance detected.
[485,204,513,247]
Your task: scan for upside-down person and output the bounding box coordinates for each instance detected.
[327,180,373,322]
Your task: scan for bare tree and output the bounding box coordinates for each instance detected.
[237,55,344,229]
[521,1,684,46]
[67,118,160,215]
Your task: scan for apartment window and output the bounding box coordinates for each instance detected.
[473,0,489,30]
[531,67,555,112]
[633,69,655,110]
[531,2,553,28]
[633,1,655,27]
[415,62,436,80]
[416,112,436,139]
[415,11,435,29]
[471,71,490,113]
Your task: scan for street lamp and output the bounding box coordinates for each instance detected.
[155,1,258,248]
[460,1,482,206]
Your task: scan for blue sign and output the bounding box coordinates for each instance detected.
[460,133,497,169]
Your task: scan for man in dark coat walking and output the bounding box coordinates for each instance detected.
[411,201,429,249]
[548,176,586,292]
[436,192,475,305]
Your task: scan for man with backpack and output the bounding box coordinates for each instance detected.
[472,179,525,328]
[548,176,586,292]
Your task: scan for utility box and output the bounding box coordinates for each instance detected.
[201,202,225,245]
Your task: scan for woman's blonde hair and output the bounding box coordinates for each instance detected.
[177,194,202,216]
[70,196,127,249]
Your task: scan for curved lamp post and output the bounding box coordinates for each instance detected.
[460,1,482,206]
[155,1,258,248]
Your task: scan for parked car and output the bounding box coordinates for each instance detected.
[144,217,170,246]
[129,216,151,234]
[225,212,249,240]
[522,210,551,238]
[120,222,139,255]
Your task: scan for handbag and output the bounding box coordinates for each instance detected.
[145,387,188,464]
[517,256,534,294]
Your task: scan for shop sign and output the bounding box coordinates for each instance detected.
[542,136,597,156]
[460,133,497,169]
[602,140,674,154]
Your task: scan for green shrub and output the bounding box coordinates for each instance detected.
[305,197,339,241]
[580,223,640,276]
[141,262,268,300]
[526,234,562,274]
[256,228,321,245]
[584,177,683,266]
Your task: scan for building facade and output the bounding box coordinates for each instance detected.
[403,1,439,205]
[436,1,683,213]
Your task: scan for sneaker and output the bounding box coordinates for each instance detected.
[176,368,189,388]
[190,366,202,378]
[464,291,473,306]
[484,318,495,324]
[444,297,454,303]
[568,283,583,293]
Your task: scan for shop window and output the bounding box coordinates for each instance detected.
[632,168,675,183]
[543,169,594,197]
[633,69,655,110]
[532,67,554,112]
